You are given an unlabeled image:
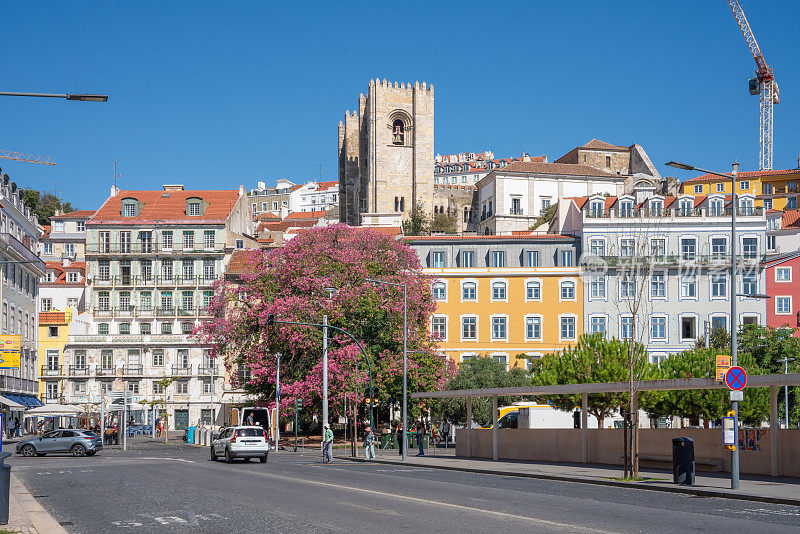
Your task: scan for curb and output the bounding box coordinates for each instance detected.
[9,472,69,533]
[337,456,800,508]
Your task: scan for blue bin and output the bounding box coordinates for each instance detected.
[187,426,196,443]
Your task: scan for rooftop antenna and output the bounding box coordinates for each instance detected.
[111,158,123,188]
[314,164,324,180]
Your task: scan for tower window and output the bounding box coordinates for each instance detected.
[400,197,405,211]
[392,120,405,145]
[605,156,611,168]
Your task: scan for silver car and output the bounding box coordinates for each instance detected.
[16,429,103,457]
[211,426,270,463]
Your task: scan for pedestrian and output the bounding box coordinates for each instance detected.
[322,424,334,463]
[246,412,254,426]
[363,426,375,460]
[415,419,426,456]
[13,417,20,438]
[395,421,404,456]
[441,420,451,448]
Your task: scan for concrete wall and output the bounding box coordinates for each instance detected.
[455,427,800,477]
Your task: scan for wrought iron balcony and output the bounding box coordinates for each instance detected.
[68,365,90,377]
[95,365,117,376]
[40,365,63,377]
[122,364,143,375]
[171,365,192,376]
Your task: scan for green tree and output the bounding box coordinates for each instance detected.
[21,188,75,225]
[529,334,649,427]
[529,202,557,231]
[430,212,457,234]
[440,356,530,427]
[401,202,431,236]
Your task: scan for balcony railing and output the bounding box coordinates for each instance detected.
[90,275,217,288]
[40,365,63,377]
[509,208,524,215]
[69,365,90,377]
[95,366,117,376]
[122,364,143,375]
[589,253,767,268]
[87,242,225,254]
[198,365,218,376]
[1,233,46,274]
[172,365,192,376]
[89,306,209,318]
[585,206,764,219]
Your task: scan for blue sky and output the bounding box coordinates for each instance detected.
[2,1,799,210]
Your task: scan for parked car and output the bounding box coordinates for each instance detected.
[16,429,103,457]
[210,426,270,463]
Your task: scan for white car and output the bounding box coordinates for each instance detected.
[211,426,270,463]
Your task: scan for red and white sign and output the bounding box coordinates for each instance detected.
[725,366,747,391]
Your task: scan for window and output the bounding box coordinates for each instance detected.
[491,281,507,300]
[711,237,726,258]
[161,231,173,251]
[710,200,724,216]
[491,251,505,268]
[432,252,445,268]
[560,250,573,267]
[128,381,140,395]
[742,273,757,296]
[76,221,85,232]
[46,382,58,400]
[764,199,773,210]
[681,274,696,298]
[123,200,137,217]
[119,322,131,335]
[161,290,173,310]
[140,291,152,311]
[589,200,604,217]
[590,239,605,256]
[203,230,215,250]
[526,280,541,300]
[431,316,446,339]
[776,297,792,315]
[767,235,776,251]
[161,322,173,334]
[152,349,164,367]
[53,220,65,232]
[590,276,605,299]
[711,316,727,334]
[140,260,153,282]
[98,323,109,335]
[101,349,113,369]
[491,316,507,340]
[619,202,633,217]
[188,202,201,216]
[649,199,663,216]
[162,259,173,280]
[742,237,758,258]
[48,325,58,338]
[461,317,477,340]
[41,298,52,312]
[650,239,665,259]
[776,267,791,282]
[182,259,194,280]
[620,239,635,257]
[740,180,750,190]
[153,381,165,394]
[119,291,131,312]
[66,271,79,283]
[680,238,696,260]
[67,298,78,308]
[140,322,151,335]
[43,242,53,255]
[462,282,476,301]
[182,321,194,334]
[176,381,188,394]
[694,185,702,194]
[788,197,798,210]
[432,282,446,301]
[203,290,213,309]
[651,317,666,340]
[540,198,551,215]
[97,291,110,311]
[181,291,193,311]
[590,316,606,335]
[605,155,611,168]
[510,197,522,215]
[392,119,404,145]
[716,182,725,193]
[621,316,634,340]
[202,381,213,395]
[560,316,576,340]
[711,274,727,298]
[98,260,110,281]
[461,251,474,268]
[526,250,539,267]
[681,317,696,340]
[183,230,194,250]
[525,316,541,340]
[560,280,575,300]
[620,275,635,298]
[139,231,153,253]
[236,239,244,249]
[742,316,758,326]
[203,259,215,281]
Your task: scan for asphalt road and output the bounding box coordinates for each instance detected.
[4,438,800,533]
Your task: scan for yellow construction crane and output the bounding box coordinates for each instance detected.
[0,150,56,166]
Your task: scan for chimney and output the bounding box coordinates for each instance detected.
[62,256,71,268]
[163,184,185,191]
[110,184,119,197]
[257,181,266,190]
[239,184,245,197]
[522,153,531,162]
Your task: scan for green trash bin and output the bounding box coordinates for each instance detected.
[379,433,391,449]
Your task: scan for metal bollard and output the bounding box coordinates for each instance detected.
[0,452,10,525]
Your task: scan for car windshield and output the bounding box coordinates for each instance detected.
[237,428,262,437]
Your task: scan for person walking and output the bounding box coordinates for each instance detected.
[322,424,334,463]
[13,417,20,438]
[415,419,426,456]
[395,421,404,456]
[363,426,375,460]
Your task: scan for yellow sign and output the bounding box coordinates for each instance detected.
[716,354,732,382]
[0,352,20,370]
[0,335,21,352]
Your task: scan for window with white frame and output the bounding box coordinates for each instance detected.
[590,316,606,335]
[431,316,447,339]
[491,316,507,340]
[491,251,505,268]
[526,250,539,267]
[742,237,758,258]
[66,271,79,283]
[740,180,750,190]
[41,298,52,312]
[432,251,445,268]
[716,182,725,193]
[461,251,474,268]
[711,274,727,298]
[620,275,635,298]
[525,316,541,340]
[711,237,726,258]
[681,274,696,298]
[526,280,541,300]
[183,230,194,250]
[742,273,757,295]
[767,235,776,250]
[590,276,605,299]
[560,316,576,340]
[431,282,446,301]
[203,259,215,280]
[651,316,666,340]
[152,349,164,367]
[619,201,633,217]
[461,316,477,340]
[43,242,53,255]
[649,199,663,216]
[711,316,727,333]
[175,381,188,394]
[650,238,665,259]
[492,281,507,300]
[620,239,635,257]
[680,238,696,260]
[620,316,634,340]
[560,280,575,300]
[560,250,574,267]
[776,297,792,315]
[590,239,605,256]
[776,267,791,282]
[651,271,665,297]
[694,185,702,194]
[462,282,476,301]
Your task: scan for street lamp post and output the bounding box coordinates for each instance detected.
[365,278,408,461]
[0,92,108,102]
[275,352,281,451]
[667,160,742,490]
[778,357,795,428]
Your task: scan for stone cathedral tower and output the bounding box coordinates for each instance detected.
[338,79,434,225]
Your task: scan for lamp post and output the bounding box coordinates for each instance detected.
[365,278,408,461]
[667,160,742,489]
[0,92,108,102]
[778,357,795,428]
[275,352,281,451]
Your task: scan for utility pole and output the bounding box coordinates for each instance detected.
[730,161,740,490]
[322,315,328,431]
[275,353,281,451]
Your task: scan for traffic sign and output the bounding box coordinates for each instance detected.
[725,366,748,391]
[722,416,736,445]
[730,390,744,402]
[715,355,731,382]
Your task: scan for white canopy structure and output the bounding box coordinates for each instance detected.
[22,404,82,418]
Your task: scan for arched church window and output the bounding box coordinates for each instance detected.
[392,120,405,145]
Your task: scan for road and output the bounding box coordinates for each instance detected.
[4,438,800,533]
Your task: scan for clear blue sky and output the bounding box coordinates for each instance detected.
[2,1,799,210]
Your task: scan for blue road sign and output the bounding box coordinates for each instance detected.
[725,366,747,391]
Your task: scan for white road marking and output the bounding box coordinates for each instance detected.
[717,507,800,517]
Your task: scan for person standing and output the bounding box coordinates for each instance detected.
[415,419,426,456]
[395,421,404,456]
[13,417,20,438]
[363,426,375,460]
[322,424,334,463]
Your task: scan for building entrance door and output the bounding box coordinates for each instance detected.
[174,409,189,430]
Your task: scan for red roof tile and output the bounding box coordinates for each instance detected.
[365,226,403,237]
[315,180,339,192]
[581,139,628,150]
[89,189,240,224]
[285,210,327,220]
[39,311,67,325]
[783,210,800,229]
[682,168,800,184]
[44,261,85,285]
[50,210,96,220]
[495,161,616,177]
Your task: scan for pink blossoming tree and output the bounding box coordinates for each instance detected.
[196,224,454,424]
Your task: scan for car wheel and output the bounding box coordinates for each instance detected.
[210,446,217,461]
[260,455,268,463]
[225,447,233,464]
[71,444,86,457]
[20,444,35,457]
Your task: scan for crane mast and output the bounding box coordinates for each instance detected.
[727,0,779,171]
[0,150,56,166]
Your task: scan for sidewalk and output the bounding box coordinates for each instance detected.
[339,449,800,507]
[7,473,68,534]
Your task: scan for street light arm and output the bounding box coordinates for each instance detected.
[0,91,108,102]
[666,161,735,179]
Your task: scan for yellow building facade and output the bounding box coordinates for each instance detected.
[37,308,73,402]
[406,235,583,370]
[679,169,800,211]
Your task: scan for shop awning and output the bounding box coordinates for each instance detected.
[20,395,44,407]
[0,395,25,409]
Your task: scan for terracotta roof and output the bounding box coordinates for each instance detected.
[257,219,317,234]
[227,249,257,275]
[783,210,800,229]
[39,311,67,325]
[256,212,281,221]
[50,210,96,220]
[315,180,339,192]
[89,189,240,224]
[494,161,616,177]
[364,226,403,237]
[285,210,327,220]
[582,139,628,150]
[682,168,800,184]
[41,225,51,239]
[44,261,85,285]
